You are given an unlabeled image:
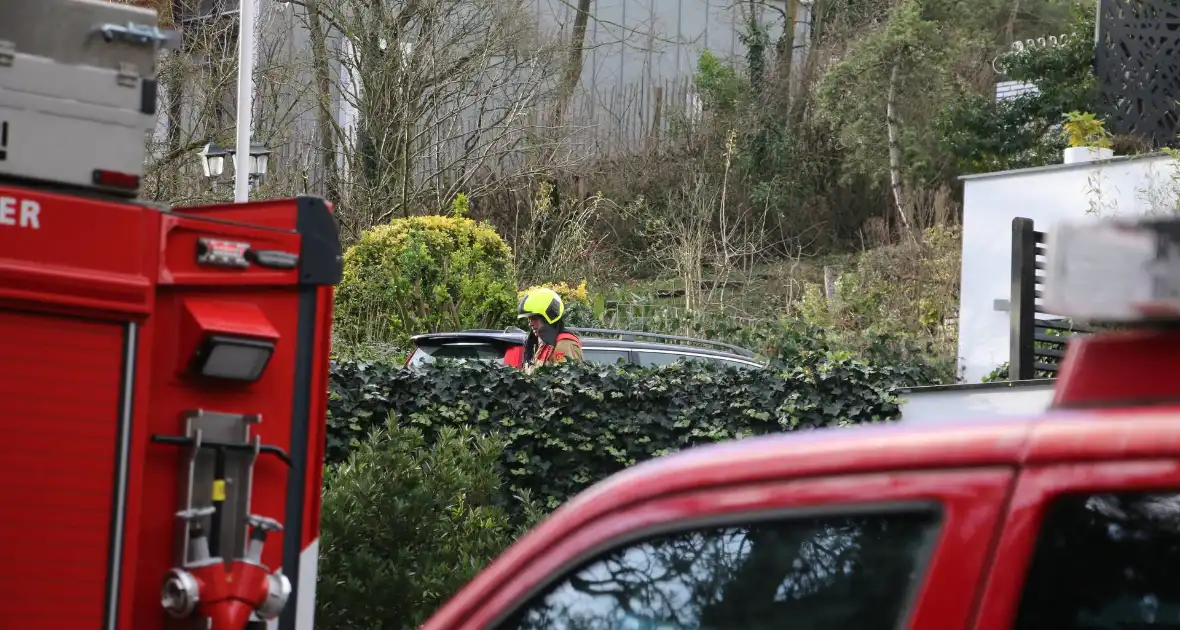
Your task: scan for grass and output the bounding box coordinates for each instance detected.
[599,255,855,324]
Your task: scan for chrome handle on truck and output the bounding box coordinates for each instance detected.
[95,22,180,50]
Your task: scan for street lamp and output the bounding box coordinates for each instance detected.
[198,142,228,179]
[230,142,271,185]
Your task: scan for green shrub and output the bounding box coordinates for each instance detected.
[334,216,517,350]
[937,3,1100,174]
[799,226,960,336]
[796,226,960,380]
[982,362,1010,382]
[594,306,951,385]
[317,422,539,630]
[327,353,918,518]
[981,324,1080,382]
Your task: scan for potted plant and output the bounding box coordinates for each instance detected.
[1062,111,1115,164]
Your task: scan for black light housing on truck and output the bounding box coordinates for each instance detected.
[190,334,275,381]
[180,298,281,383]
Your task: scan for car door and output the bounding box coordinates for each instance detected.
[425,467,1015,630]
[971,408,1180,630]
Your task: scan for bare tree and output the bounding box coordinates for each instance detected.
[129,0,662,246]
[305,0,343,205]
[629,132,775,314]
[279,0,593,240]
[551,0,593,127]
[136,0,318,205]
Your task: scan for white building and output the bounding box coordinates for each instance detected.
[957,153,1179,383]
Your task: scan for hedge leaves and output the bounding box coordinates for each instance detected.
[317,424,537,630]
[327,351,914,517]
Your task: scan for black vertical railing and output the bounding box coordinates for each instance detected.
[1009,217,1086,380]
[1010,218,1039,380]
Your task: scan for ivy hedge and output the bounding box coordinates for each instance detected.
[327,352,921,515]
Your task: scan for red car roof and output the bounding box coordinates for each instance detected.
[424,403,1180,630]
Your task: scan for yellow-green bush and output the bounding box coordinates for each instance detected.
[335,216,517,349]
[518,280,588,306]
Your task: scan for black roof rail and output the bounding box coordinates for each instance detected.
[567,327,757,358]
[442,326,758,358]
[439,327,526,335]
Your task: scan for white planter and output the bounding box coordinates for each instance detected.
[1063,146,1115,164]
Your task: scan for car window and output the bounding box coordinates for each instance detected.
[1015,491,1180,629]
[499,509,940,630]
[633,350,690,367]
[583,348,630,365]
[407,343,505,367]
[635,350,752,369]
[715,357,760,370]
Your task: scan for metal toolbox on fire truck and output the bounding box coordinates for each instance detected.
[0,0,177,195]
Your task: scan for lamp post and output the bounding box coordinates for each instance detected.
[234,0,256,203]
[230,142,271,188]
[198,142,229,192]
[198,141,269,192]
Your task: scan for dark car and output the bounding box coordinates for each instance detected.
[406,327,765,370]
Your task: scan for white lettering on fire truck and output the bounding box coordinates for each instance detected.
[0,196,41,229]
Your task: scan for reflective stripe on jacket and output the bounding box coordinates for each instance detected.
[527,332,583,373]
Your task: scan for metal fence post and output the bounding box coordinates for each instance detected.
[1010,217,1037,380]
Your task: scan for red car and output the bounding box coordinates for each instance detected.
[421,332,1180,630]
[419,216,1180,630]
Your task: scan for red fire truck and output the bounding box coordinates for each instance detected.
[0,1,340,629]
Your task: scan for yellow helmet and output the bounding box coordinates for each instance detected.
[517,288,564,325]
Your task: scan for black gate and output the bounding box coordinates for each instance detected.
[1009,217,1088,380]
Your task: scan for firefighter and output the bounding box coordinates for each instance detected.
[518,288,583,372]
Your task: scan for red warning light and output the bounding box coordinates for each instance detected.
[91,169,141,190]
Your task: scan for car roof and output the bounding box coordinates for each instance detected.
[411,330,525,345]
[410,329,760,362]
[422,404,1180,630]
[526,405,1180,540]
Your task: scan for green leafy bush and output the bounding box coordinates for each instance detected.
[327,354,919,517]
[334,215,517,350]
[982,362,1010,382]
[317,422,539,630]
[694,49,745,115]
[937,3,1101,173]
[799,226,960,335]
[981,323,1082,382]
[795,226,961,381]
